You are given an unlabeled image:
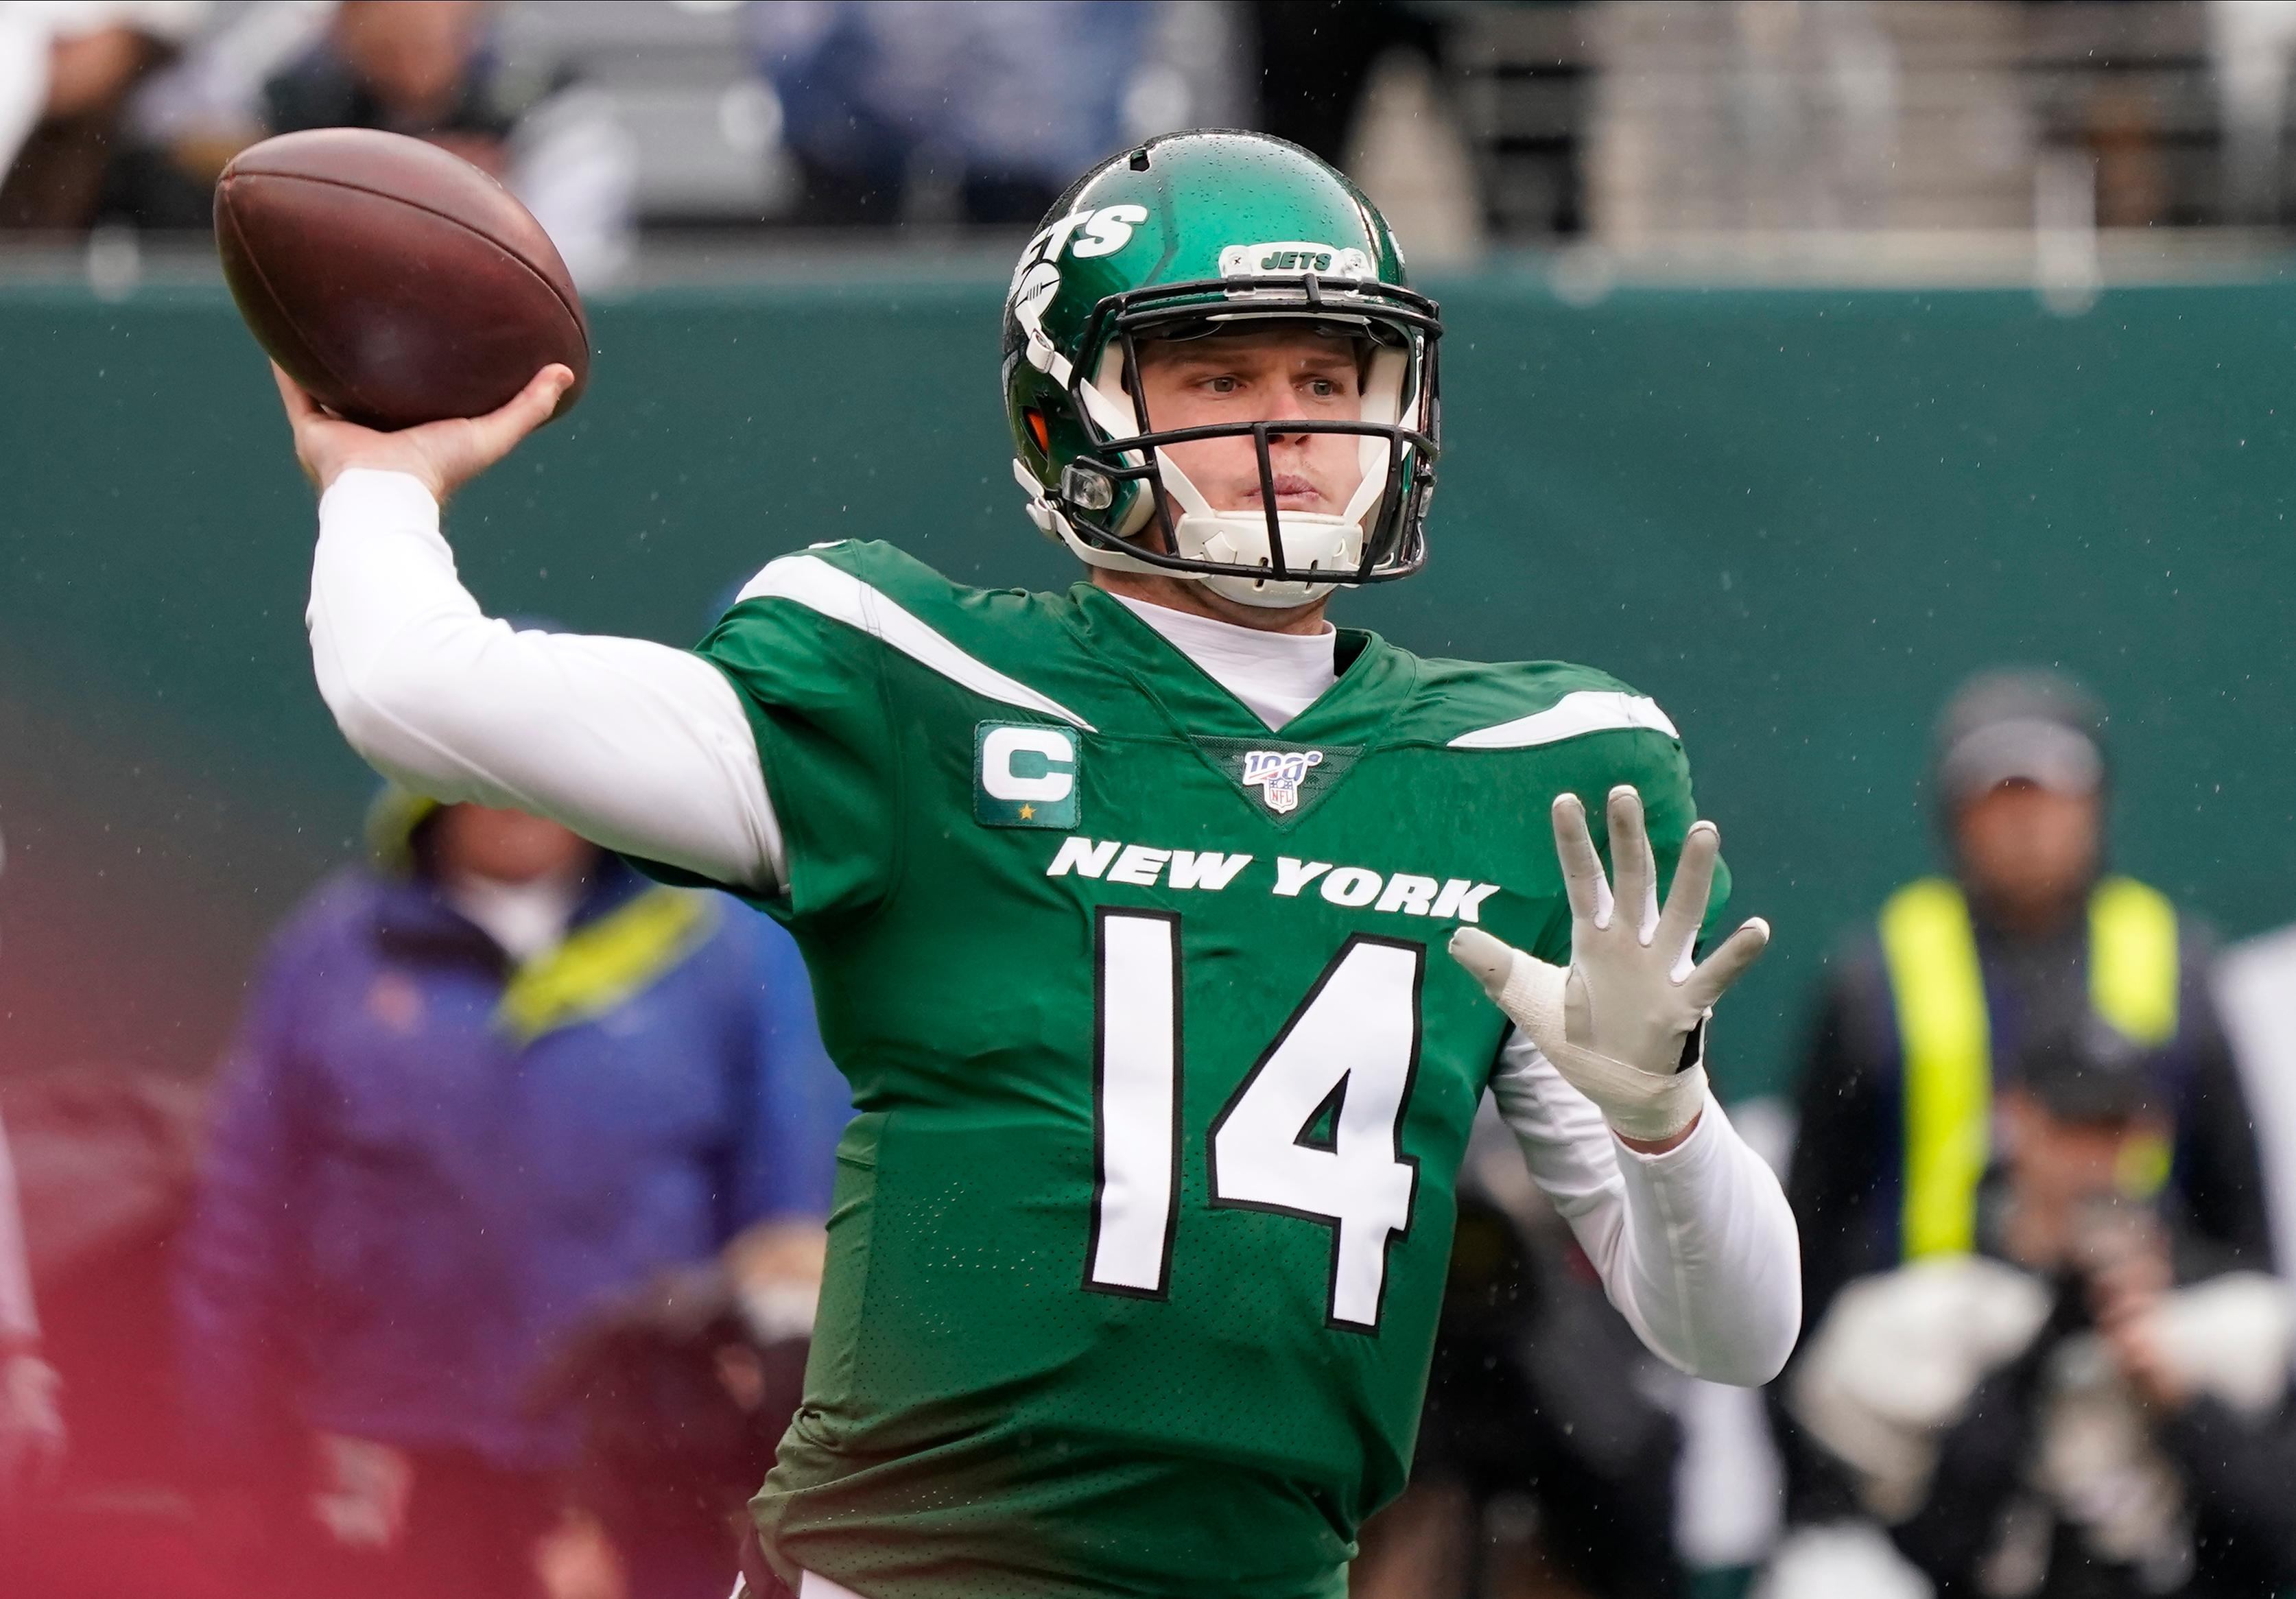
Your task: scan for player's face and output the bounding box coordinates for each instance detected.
[1132,328,1367,518]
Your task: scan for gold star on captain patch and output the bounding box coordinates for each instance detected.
[1018,804,1036,819]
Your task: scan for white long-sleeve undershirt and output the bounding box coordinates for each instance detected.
[307,468,1799,1386]
[308,471,783,891]
[1492,1036,1801,1385]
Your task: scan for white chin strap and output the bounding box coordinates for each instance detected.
[1035,342,1408,609]
[1157,460,1357,608]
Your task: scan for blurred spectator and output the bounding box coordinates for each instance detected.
[536,1265,811,1599]
[1250,1,1485,264]
[0,1099,66,1513]
[1354,1118,1685,1599]
[174,784,847,1599]
[92,0,334,232]
[751,1,1156,226]
[2,0,637,281]
[1251,0,1445,169]
[1765,669,2274,1589]
[0,0,206,230]
[0,1065,209,1599]
[1788,1022,2296,1597]
[250,0,635,282]
[2209,0,2296,225]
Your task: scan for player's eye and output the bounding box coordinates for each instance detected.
[1203,375,1241,394]
[1305,377,1339,399]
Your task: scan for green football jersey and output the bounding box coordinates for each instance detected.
[673,541,1727,1599]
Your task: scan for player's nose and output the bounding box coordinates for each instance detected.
[1232,374,1305,428]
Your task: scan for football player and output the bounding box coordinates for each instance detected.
[279,132,1798,1599]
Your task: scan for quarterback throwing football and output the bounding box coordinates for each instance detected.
[281,133,1797,1599]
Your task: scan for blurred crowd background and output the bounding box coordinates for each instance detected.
[27,0,2296,277]
[10,3,2296,1599]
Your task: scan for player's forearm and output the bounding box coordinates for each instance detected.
[307,468,784,890]
[1603,1098,1801,1386]
[1492,1039,1801,1386]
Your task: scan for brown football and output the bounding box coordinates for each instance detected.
[214,128,590,431]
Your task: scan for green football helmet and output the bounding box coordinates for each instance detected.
[1002,130,1442,608]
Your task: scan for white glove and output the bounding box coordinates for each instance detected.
[0,1352,64,1504]
[1450,785,1770,1143]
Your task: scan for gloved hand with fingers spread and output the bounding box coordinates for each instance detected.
[1451,785,1771,1144]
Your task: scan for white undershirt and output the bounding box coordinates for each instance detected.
[306,468,1800,1389]
[1110,595,1338,730]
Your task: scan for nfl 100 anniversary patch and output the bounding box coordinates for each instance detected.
[1194,737,1361,820]
[975,722,1080,828]
[1240,749,1322,814]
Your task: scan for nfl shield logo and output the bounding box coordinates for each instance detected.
[1240,749,1323,814]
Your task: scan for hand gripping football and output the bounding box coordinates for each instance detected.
[215,128,590,431]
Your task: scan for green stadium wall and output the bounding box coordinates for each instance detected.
[5,270,2293,1100]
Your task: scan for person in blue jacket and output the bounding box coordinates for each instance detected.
[175,784,848,1599]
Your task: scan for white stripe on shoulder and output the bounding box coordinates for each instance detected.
[1447,689,1678,750]
[735,555,1096,731]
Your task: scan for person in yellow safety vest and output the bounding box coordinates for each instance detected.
[1774,668,2275,1529]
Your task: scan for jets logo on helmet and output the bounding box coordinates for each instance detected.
[1002,131,1443,608]
[1217,243,1376,279]
[1011,204,1154,355]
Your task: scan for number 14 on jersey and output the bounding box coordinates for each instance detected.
[1087,909,1425,1331]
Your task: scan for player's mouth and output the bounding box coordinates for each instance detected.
[1239,473,1329,512]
